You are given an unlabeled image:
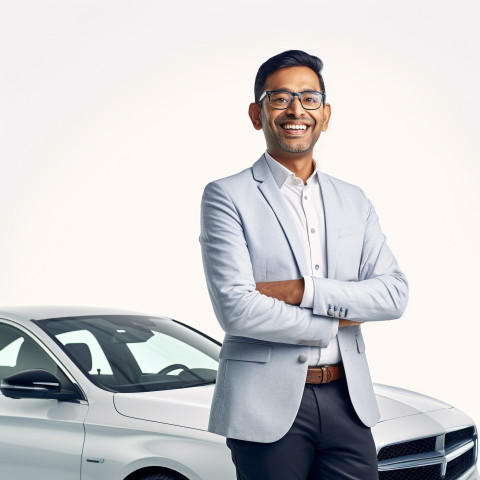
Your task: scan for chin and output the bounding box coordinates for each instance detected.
[279,142,312,154]
[273,134,314,155]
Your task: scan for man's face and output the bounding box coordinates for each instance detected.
[249,66,331,157]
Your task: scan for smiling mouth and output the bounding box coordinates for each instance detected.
[280,123,310,135]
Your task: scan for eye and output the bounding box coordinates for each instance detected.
[301,93,321,107]
[270,92,291,105]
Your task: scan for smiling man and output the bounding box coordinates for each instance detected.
[200,50,408,480]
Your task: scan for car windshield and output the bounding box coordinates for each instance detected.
[36,315,220,393]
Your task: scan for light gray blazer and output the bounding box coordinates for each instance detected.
[200,154,408,443]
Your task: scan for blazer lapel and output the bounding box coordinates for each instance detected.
[252,157,309,276]
[317,172,338,279]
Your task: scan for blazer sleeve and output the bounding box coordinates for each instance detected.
[310,191,409,322]
[200,180,336,346]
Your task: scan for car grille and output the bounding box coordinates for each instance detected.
[445,448,475,480]
[378,426,478,480]
[379,464,441,480]
[378,437,438,462]
[446,428,476,450]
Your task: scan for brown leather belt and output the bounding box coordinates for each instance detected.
[306,364,345,384]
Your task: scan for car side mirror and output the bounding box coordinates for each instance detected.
[1,369,78,401]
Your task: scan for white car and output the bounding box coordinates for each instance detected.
[0,306,477,480]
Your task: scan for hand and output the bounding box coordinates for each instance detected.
[256,279,305,305]
[338,319,362,327]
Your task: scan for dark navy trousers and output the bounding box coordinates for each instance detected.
[226,378,379,480]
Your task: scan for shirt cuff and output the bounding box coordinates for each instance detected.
[300,275,314,308]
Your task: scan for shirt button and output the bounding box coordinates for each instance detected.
[311,228,316,234]
[304,195,308,200]
[314,264,320,270]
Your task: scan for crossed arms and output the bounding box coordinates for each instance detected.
[200,181,408,346]
[255,279,362,328]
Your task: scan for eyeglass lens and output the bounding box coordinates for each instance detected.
[269,91,322,110]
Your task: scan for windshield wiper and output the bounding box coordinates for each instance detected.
[178,380,216,389]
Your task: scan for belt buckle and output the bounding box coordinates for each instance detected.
[319,366,332,384]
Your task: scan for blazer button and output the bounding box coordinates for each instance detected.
[298,354,308,363]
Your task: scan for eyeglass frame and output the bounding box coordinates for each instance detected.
[258,89,326,110]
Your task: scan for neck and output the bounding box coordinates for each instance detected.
[267,151,314,184]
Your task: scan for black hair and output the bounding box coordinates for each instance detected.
[254,50,326,104]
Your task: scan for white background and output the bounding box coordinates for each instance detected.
[1,1,479,426]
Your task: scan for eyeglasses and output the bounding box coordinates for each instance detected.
[259,90,325,110]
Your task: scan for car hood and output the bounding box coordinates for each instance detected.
[374,383,452,422]
[114,385,215,430]
[113,383,453,431]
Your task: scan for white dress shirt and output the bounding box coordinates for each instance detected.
[264,152,341,366]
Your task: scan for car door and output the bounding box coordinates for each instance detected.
[0,321,88,479]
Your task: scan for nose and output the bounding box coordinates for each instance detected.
[286,95,305,117]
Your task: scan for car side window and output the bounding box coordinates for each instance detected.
[0,324,55,383]
[0,323,77,395]
[0,337,23,368]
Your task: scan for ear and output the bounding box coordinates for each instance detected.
[321,103,331,132]
[248,102,263,130]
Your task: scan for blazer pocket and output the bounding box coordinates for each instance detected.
[338,222,365,238]
[219,340,272,363]
[355,333,366,354]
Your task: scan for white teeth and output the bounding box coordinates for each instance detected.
[283,124,307,130]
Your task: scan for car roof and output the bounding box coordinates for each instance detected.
[0,305,160,324]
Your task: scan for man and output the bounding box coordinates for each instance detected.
[199,50,408,480]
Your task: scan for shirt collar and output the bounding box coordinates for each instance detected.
[264,151,319,189]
